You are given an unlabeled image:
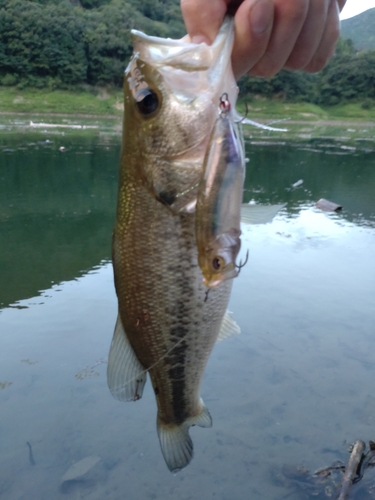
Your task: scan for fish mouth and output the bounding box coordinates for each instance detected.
[203,268,239,289]
[203,277,223,288]
[131,18,234,73]
[130,18,238,130]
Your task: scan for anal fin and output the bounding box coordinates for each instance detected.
[191,399,212,428]
[217,310,240,342]
[107,314,147,402]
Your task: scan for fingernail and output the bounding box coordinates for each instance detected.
[250,0,272,34]
[191,34,211,45]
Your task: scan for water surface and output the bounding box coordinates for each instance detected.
[1,128,375,499]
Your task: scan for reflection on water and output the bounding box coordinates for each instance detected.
[0,134,119,307]
[244,138,375,227]
[1,131,375,499]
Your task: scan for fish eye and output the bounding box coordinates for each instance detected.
[135,88,160,116]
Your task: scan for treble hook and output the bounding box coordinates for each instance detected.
[237,101,249,124]
[235,250,249,274]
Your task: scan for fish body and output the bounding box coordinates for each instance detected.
[108,19,240,472]
[196,96,245,288]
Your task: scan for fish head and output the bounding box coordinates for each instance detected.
[199,229,241,288]
[122,19,237,212]
[124,54,214,159]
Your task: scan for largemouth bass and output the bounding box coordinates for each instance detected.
[107,19,241,473]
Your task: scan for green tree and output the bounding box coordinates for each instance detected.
[80,0,111,8]
[0,0,87,85]
[315,39,375,105]
[238,70,315,102]
[83,0,184,85]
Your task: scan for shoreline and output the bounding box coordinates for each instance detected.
[1,111,375,128]
[0,111,121,120]
[1,87,375,125]
[274,119,375,127]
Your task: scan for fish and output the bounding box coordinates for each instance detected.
[195,93,245,288]
[107,18,241,473]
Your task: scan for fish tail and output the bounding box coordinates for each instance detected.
[157,400,212,473]
[157,421,193,474]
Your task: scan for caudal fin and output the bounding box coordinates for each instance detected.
[157,400,212,473]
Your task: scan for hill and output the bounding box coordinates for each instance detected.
[341,8,375,51]
[0,0,185,88]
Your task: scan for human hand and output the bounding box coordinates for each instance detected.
[181,0,347,79]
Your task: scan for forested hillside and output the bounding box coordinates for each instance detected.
[0,0,374,108]
[341,8,375,51]
[0,0,184,87]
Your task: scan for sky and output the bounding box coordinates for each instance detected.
[340,0,375,19]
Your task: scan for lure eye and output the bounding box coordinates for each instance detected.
[135,88,160,116]
[212,257,221,270]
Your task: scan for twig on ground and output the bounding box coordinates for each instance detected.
[337,440,366,500]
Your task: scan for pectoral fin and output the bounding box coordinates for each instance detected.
[107,314,147,402]
[217,310,240,342]
[241,203,285,225]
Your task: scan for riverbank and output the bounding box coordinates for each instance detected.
[1,86,375,122]
[1,86,375,145]
[0,87,124,117]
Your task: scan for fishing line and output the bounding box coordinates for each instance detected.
[120,328,192,390]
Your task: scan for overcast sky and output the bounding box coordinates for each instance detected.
[340,0,375,19]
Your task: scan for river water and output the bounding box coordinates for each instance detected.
[1,125,375,499]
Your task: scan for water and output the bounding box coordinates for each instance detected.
[1,128,375,499]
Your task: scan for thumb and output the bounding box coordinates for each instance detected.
[181,0,229,44]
